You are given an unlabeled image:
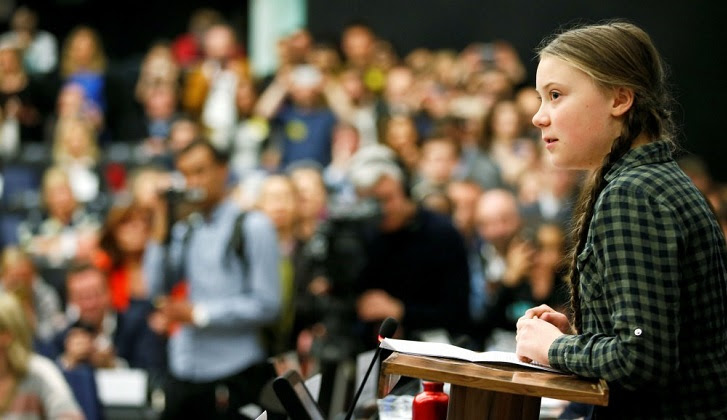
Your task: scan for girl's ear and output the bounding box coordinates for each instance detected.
[611,87,634,117]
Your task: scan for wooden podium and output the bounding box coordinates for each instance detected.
[378,352,608,420]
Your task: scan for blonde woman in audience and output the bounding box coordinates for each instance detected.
[18,166,100,270]
[51,116,101,205]
[0,292,83,419]
[0,247,66,345]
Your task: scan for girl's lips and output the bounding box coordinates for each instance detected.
[544,138,558,150]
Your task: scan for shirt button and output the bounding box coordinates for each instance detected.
[634,328,643,336]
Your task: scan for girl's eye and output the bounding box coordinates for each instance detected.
[550,91,561,100]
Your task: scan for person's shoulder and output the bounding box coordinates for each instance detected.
[605,160,689,203]
[240,208,276,233]
[418,207,459,235]
[27,353,64,381]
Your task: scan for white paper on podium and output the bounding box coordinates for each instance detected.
[95,368,148,406]
[380,338,564,373]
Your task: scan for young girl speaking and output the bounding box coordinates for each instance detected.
[516,21,727,418]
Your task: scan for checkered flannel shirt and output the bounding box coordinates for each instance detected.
[548,141,727,418]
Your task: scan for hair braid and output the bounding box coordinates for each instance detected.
[567,123,638,332]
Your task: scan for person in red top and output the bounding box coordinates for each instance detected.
[97,201,154,311]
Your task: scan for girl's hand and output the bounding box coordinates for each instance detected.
[515,317,564,365]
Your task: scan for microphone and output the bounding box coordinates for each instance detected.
[344,317,399,420]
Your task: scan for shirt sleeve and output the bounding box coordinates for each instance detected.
[548,182,682,389]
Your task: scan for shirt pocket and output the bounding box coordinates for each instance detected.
[577,245,603,302]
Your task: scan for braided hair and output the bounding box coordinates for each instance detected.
[536,20,677,332]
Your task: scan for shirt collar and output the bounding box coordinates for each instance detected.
[604,140,674,182]
[189,198,236,226]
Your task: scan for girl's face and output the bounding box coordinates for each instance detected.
[532,56,622,170]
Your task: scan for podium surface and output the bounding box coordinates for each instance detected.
[378,352,608,420]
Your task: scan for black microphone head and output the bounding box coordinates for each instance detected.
[378,317,399,339]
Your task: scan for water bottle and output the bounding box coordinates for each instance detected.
[412,381,449,420]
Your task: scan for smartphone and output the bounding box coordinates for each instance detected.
[272,370,326,420]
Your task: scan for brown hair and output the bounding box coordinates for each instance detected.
[99,202,153,269]
[537,20,677,332]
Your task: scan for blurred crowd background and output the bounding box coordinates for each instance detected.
[0,1,725,419]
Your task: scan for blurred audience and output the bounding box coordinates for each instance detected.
[0,292,83,420]
[0,7,724,417]
[0,246,66,348]
[0,6,58,76]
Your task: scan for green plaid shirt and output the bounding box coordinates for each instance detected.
[549,141,727,419]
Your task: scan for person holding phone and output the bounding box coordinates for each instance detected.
[515,21,727,418]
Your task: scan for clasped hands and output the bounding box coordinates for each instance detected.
[515,304,573,367]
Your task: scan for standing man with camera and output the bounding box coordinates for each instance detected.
[348,148,471,345]
[143,139,281,419]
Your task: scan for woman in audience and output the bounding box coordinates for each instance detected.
[0,292,83,419]
[59,25,107,128]
[97,201,153,313]
[17,166,100,292]
[484,99,538,188]
[0,40,45,142]
[0,246,66,350]
[51,116,102,206]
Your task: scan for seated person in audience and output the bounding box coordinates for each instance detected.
[45,82,103,143]
[482,223,569,335]
[0,40,46,142]
[484,100,538,188]
[0,246,66,351]
[349,153,470,346]
[323,122,362,206]
[255,174,300,359]
[0,292,83,420]
[446,179,487,327]
[123,83,181,160]
[0,6,58,77]
[134,41,180,107]
[229,77,269,180]
[59,26,107,127]
[0,95,20,158]
[53,261,163,372]
[51,116,103,206]
[17,167,101,300]
[288,162,329,241]
[380,114,420,184]
[411,136,460,203]
[182,23,249,148]
[473,188,535,345]
[171,8,224,70]
[97,201,154,311]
